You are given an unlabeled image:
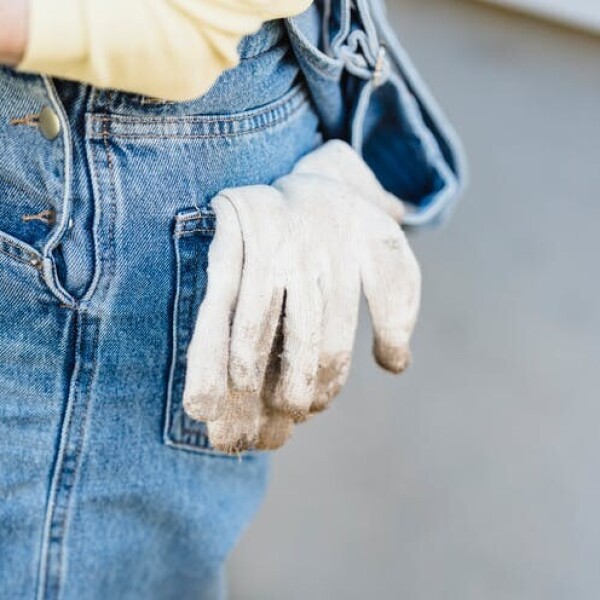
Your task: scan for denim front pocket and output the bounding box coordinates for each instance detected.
[164,207,259,458]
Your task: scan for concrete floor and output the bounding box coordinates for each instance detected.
[230,2,600,598]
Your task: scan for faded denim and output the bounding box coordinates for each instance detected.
[0,20,320,600]
[0,3,464,599]
[287,0,466,227]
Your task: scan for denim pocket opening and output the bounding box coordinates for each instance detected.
[164,206,258,459]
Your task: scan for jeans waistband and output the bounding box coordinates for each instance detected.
[0,17,291,116]
[68,18,296,118]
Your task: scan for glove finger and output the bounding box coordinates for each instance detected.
[270,275,324,420]
[256,407,295,451]
[255,313,295,450]
[183,195,242,422]
[226,189,285,396]
[207,390,262,454]
[229,284,284,395]
[361,217,421,374]
[310,273,361,414]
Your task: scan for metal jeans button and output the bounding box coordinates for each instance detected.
[38,106,61,140]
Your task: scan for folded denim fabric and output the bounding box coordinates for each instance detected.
[286,0,468,229]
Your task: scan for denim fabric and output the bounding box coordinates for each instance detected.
[0,4,464,599]
[286,0,467,228]
[0,19,321,600]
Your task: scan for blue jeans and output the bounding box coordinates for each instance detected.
[0,19,321,600]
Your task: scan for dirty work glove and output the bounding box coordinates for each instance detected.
[183,140,421,453]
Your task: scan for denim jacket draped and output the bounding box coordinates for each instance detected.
[285,0,467,228]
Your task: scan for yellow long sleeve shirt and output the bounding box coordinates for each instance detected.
[16,0,312,101]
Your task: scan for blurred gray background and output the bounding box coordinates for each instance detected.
[230,1,600,598]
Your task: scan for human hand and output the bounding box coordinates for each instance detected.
[0,0,28,66]
[183,141,421,454]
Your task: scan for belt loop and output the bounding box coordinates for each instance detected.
[329,0,354,55]
[355,0,381,57]
[327,0,390,87]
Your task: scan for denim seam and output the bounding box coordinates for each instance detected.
[93,103,309,141]
[88,86,309,140]
[175,228,216,237]
[51,311,100,599]
[176,216,215,225]
[102,128,119,305]
[92,84,305,125]
[164,225,181,441]
[164,222,193,452]
[175,211,215,223]
[94,108,306,140]
[35,318,84,600]
[80,135,105,304]
[79,123,117,305]
[36,309,100,600]
[37,103,118,596]
[0,235,42,266]
[166,229,214,452]
[164,438,260,460]
[39,75,79,309]
[0,245,39,268]
[81,86,105,306]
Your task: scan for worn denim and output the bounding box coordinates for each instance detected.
[0,19,321,600]
[287,0,467,227]
[0,3,464,599]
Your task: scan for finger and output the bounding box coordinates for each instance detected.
[270,275,324,420]
[256,407,295,451]
[226,187,285,395]
[207,390,262,454]
[255,313,295,450]
[310,273,361,414]
[361,217,421,374]
[183,195,242,422]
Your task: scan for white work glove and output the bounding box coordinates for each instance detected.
[183,140,421,454]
